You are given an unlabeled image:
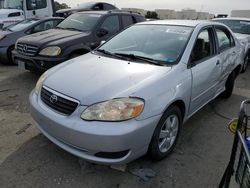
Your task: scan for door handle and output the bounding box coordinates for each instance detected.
[232,51,236,55]
[216,60,220,65]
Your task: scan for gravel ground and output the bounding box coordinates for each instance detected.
[0,64,249,188]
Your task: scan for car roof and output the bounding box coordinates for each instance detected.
[213,17,250,21]
[137,19,214,27]
[76,10,141,16]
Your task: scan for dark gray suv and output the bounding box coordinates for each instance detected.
[12,10,145,72]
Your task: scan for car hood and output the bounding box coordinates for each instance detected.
[43,53,171,105]
[18,29,89,46]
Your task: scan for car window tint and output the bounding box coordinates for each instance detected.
[215,28,231,51]
[122,15,135,28]
[100,16,119,34]
[27,0,47,10]
[32,20,54,33]
[104,4,116,10]
[191,29,213,62]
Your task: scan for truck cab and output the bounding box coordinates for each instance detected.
[0,0,55,28]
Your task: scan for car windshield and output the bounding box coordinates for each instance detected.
[98,25,193,64]
[4,19,38,32]
[216,20,250,35]
[56,13,101,32]
[4,0,23,9]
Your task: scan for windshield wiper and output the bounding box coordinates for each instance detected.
[114,53,164,66]
[95,49,128,60]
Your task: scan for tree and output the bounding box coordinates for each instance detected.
[145,11,158,19]
[54,1,69,11]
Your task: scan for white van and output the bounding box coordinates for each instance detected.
[0,0,55,28]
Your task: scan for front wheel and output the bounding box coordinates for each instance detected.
[241,54,249,73]
[148,105,182,161]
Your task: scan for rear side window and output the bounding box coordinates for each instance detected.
[8,12,21,17]
[27,0,47,10]
[215,28,235,52]
[122,15,135,28]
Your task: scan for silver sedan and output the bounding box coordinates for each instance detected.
[30,20,244,165]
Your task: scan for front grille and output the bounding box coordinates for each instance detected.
[40,87,79,115]
[17,43,38,56]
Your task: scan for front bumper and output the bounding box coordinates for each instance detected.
[12,50,68,71]
[30,90,161,165]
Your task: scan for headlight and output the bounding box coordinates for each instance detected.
[39,46,61,56]
[81,98,144,121]
[35,73,47,95]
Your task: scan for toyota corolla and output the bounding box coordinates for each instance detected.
[30,20,243,165]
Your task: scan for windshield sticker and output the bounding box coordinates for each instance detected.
[166,29,190,35]
[240,21,250,25]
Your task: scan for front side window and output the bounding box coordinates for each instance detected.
[27,0,47,10]
[191,29,213,62]
[4,0,23,9]
[122,15,135,28]
[56,13,101,32]
[98,25,193,64]
[215,28,234,52]
[32,20,55,33]
[100,16,120,34]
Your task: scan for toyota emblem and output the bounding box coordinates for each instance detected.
[49,94,58,104]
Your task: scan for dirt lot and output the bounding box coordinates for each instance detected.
[0,64,249,188]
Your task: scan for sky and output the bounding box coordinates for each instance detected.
[56,0,250,15]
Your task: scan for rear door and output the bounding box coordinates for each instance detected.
[214,26,238,95]
[189,27,222,115]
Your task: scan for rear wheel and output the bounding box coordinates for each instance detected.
[220,71,235,98]
[241,53,249,73]
[148,105,182,161]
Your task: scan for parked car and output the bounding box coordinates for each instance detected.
[12,10,145,72]
[30,20,244,165]
[0,17,63,64]
[55,2,118,18]
[213,18,250,72]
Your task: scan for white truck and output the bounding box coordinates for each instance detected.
[0,0,55,29]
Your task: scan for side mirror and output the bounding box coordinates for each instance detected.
[97,28,108,37]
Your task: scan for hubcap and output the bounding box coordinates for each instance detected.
[158,114,179,153]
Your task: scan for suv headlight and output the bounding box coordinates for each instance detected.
[81,98,144,121]
[35,73,47,95]
[39,46,61,56]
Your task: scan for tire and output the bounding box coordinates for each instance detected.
[241,53,249,73]
[148,105,182,161]
[7,46,15,65]
[220,71,235,98]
